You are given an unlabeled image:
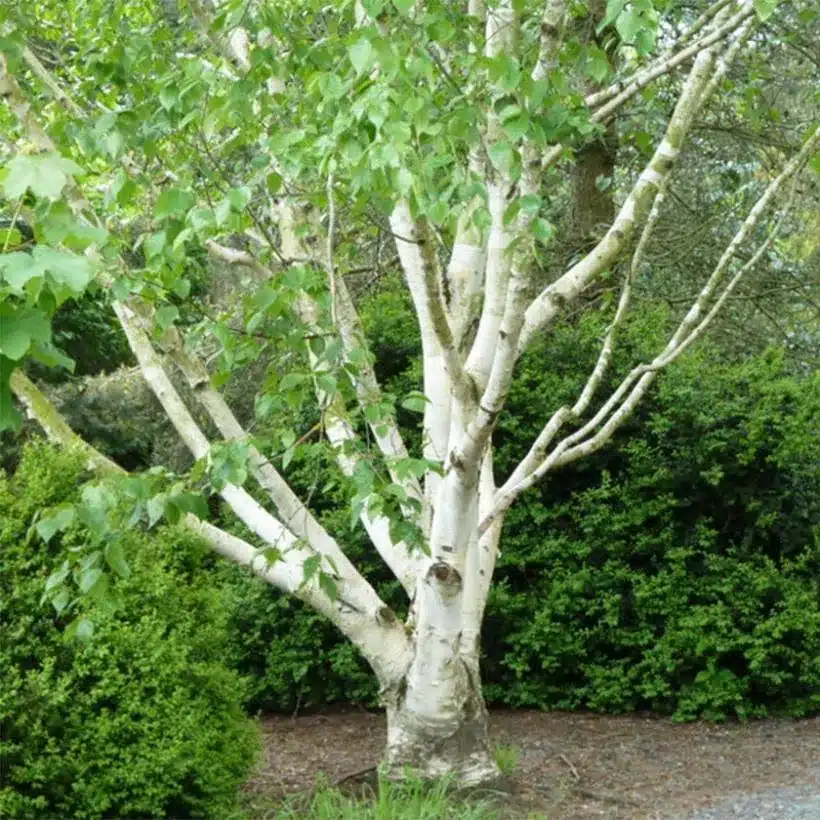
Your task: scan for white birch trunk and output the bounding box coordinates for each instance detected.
[382,658,498,786]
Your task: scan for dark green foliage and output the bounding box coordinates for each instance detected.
[221,302,820,721]
[46,291,133,379]
[0,444,259,820]
[19,285,819,723]
[485,342,820,720]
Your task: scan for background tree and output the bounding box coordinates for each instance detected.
[1,0,818,786]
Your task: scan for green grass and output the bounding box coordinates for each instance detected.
[492,744,521,776]
[239,770,508,819]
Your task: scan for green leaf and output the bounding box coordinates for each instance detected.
[489,141,515,172]
[187,207,215,232]
[349,38,373,74]
[0,356,22,432]
[35,247,95,296]
[0,306,51,361]
[634,26,656,56]
[155,187,195,219]
[147,495,166,528]
[170,492,209,519]
[44,560,71,594]
[78,567,103,594]
[155,305,179,330]
[318,571,338,601]
[599,0,627,32]
[616,9,642,43]
[401,392,428,413]
[2,153,84,200]
[502,115,530,142]
[533,218,555,243]
[586,45,610,83]
[228,186,252,211]
[51,588,70,615]
[215,198,232,227]
[753,0,778,21]
[280,372,307,391]
[80,485,112,532]
[105,169,137,207]
[40,202,107,248]
[159,85,178,111]
[105,540,131,578]
[29,341,75,373]
[266,172,283,194]
[316,373,337,394]
[36,507,76,543]
[173,278,192,299]
[393,0,414,15]
[319,73,345,100]
[144,231,167,260]
[261,547,282,565]
[361,0,385,16]
[0,252,40,292]
[301,554,322,585]
[518,194,542,217]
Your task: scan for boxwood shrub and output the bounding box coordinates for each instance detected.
[0,444,259,820]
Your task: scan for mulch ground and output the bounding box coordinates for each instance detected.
[245,708,820,818]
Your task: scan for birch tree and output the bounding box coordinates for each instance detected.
[1,0,818,785]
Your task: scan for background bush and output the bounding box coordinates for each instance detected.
[12,290,819,725]
[216,300,820,721]
[0,444,259,820]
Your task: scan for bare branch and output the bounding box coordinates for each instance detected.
[573,183,667,418]
[391,201,475,410]
[22,46,84,118]
[208,226,425,594]
[674,0,737,49]
[482,127,818,531]
[520,28,732,353]
[585,4,755,119]
[533,0,567,82]
[491,185,667,516]
[9,370,125,474]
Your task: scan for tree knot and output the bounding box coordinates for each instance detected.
[428,561,462,590]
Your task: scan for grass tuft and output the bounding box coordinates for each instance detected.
[257,769,503,819]
[493,744,521,776]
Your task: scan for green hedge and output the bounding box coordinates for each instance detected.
[19,287,820,723]
[0,445,259,820]
[217,299,820,721]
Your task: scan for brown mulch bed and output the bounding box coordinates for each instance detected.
[246,708,819,818]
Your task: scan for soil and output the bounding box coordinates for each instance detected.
[246,708,819,818]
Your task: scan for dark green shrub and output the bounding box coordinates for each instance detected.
[0,444,259,820]
[485,343,820,720]
[216,301,820,721]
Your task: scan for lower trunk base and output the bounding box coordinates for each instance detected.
[385,690,502,789]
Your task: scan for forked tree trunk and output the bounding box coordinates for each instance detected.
[382,644,500,786]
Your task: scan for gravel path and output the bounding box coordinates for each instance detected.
[682,769,820,820]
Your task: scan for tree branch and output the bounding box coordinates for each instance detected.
[519,27,731,353]
[585,3,755,119]
[9,368,409,682]
[482,126,817,531]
